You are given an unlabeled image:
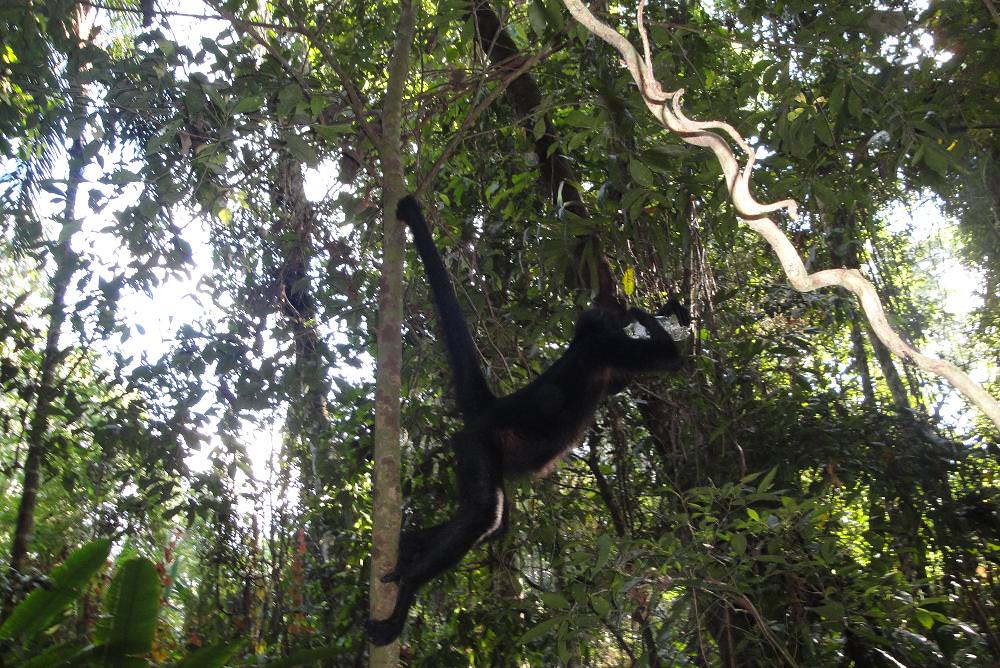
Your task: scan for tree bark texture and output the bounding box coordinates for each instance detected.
[369,0,417,663]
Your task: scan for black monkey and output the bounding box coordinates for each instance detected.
[365,196,689,646]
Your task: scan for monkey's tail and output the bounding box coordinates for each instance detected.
[396,195,495,418]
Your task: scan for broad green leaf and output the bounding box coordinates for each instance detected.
[96,558,161,656]
[847,90,862,118]
[812,602,845,619]
[276,83,303,117]
[528,0,547,36]
[757,466,778,493]
[827,80,846,116]
[19,639,89,667]
[816,117,835,146]
[542,0,565,29]
[313,123,354,140]
[519,616,562,644]
[730,532,747,555]
[564,110,600,128]
[0,538,111,641]
[921,139,949,176]
[232,95,264,115]
[173,641,243,667]
[260,647,345,667]
[629,159,656,188]
[541,592,570,610]
[284,135,318,167]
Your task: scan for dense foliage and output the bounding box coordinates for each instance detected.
[1,0,998,665]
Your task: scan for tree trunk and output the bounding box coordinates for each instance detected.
[849,318,876,406]
[828,208,909,409]
[369,0,417,663]
[7,6,89,603]
[271,153,351,635]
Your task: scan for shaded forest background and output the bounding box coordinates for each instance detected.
[1,0,999,664]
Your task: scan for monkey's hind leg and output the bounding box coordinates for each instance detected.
[366,437,504,646]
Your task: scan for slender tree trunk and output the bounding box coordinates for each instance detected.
[830,208,909,409]
[369,0,417,663]
[865,319,910,409]
[7,8,89,603]
[849,318,876,406]
[274,156,331,486]
[271,154,353,636]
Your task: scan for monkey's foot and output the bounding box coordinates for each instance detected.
[365,616,404,646]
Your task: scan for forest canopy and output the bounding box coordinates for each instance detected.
[1,0,999,665]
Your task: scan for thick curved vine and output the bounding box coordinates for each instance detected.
[562,0,1000,432]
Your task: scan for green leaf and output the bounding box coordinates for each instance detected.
[563,110,600,128]
[310,95,326,118]
[96,558,161,656]
[0,538,111,642]
[757,466,777,493]
[593,533,612,573]
[915,608,935,629]
[541,592,570,610]
[173,641,243,667]
[519,616,562,644]
[812,602,844,619]
[590,595,610,617]
[19,639,89,667]
[629,159,656,188]
[40,179,64,196]
[827,80,846,116]
[815,117,835,146]
[260,647,345,667]
[794,118,816,157]
[921,139,949,176]
[622,266,636,296]
[542,0,565,29]
[528,0,547,36]
[285,135,318,166]
[730,532,747,555]
[847,90,862,118]
[232,95,264,115]
[277,83,303,117]
[313,123,354,140]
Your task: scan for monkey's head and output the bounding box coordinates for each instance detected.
[572,307,627,341]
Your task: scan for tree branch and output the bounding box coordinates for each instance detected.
[414,44,556,198]
[561,0,1000,431]
[72,0,308,34]
[207,1,311,93]
[292,21,384,149]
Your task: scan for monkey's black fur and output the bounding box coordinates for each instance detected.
[365,196,689,646]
